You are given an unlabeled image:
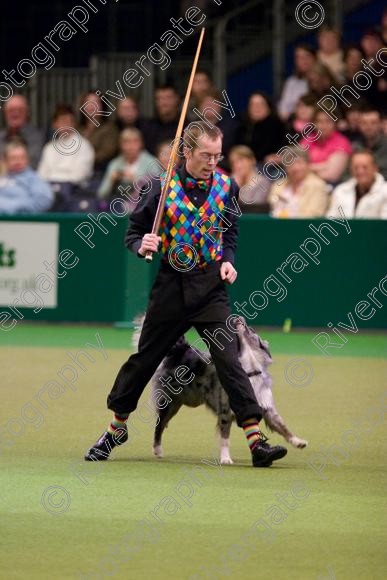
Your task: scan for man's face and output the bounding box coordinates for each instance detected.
[4,96,28,130]
[6,147,29,173]
[184,135,223,180]
[155,89,179,118]
[351,153,377,189]
[117,98,138,124]
[359,112,382,141]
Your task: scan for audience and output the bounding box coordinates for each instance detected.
[1,12,385,219]
[317,26,345,83]
[269,147,329,218]
[0,95,44,169]
[357,107,387,179]
[278,45,317,120]
[236,92,287,165]
[98,128,156,204]
[327,150,387,218]
[229,145,271,211]
[301,110,352,185]
[78,91,118,172]
[0,141,53,214]
[143,85,181,155]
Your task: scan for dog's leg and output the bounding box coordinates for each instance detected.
[263,409,308,449]
[153,402,183,458]
[217,417,234,465]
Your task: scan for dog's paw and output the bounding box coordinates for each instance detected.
[289,436,308,449]
[220,455,234,465]
[153,445,164,458]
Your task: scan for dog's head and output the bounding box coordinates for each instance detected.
[233,316,272,369]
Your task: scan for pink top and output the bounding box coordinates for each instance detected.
[301,131,352,164]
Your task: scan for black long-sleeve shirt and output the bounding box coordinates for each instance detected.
[125,164,240,265]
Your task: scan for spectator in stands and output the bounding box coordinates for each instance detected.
[301,109,352,185]
[343,44,365,82]
[236,92,287,166]
[278,44,317,120]
[359,31,387,112]
[0,95,44,169]
[306,62,338,100]
[357,107,387,179]
[78,91,118,172]
[229,145,271,212]
[155,140,172,171]
[195,89,239,165]
[188,70,215,121]
[115,96,147,136]
[269,147,329,218]
[0,141,53,214]
[289,93,317,134]
[143,85,181,154]
[38,105,95,186]
[327,150,387,218]
[337,102,365,146]
[317,26,345,82]
[98,128,156,203]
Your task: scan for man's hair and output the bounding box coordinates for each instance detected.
[52,104,75,121]
[360,105,382,118]
[351,149,376,164]
[120,127,143,141]
[183,121,223,151]
[4,138,28,157]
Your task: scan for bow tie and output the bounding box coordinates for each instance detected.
[185,177,211,192]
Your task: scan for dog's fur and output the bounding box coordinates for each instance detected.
[133,316,308,464]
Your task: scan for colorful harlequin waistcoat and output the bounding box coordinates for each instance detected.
[159,169,231,269]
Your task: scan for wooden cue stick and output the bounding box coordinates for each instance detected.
[145,27,206,263]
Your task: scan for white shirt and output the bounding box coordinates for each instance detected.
[38,135,95,184]
[327,173,387,219]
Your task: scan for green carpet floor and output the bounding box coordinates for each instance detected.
[0,325,386,579]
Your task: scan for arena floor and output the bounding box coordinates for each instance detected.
[1,325,386,579]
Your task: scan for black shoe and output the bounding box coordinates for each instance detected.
[251,434,287,467]
[84,427,128,461]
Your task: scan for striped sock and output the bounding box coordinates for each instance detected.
[242,418,262,451]
[107,413,129,435]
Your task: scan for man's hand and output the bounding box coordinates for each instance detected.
[220,262,237,284]
[138,233,162,257]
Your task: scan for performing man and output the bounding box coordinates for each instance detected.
[85,121,287,467]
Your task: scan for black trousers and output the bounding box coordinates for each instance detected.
[107,260,262,426]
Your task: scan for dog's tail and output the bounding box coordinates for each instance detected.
[132,314,146,351]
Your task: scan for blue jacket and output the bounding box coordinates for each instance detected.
[0,167,53,214]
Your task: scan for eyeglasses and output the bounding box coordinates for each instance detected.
[198,153,224,163]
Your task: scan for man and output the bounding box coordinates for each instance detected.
[142,85,181,155]
[327,150,387,218]
[0,141,53,214]
[0,95,44,169]
[85,121,287,468]
[357,107,387,179]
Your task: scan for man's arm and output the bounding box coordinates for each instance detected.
[125,178,162,256]
[222,178,240,265]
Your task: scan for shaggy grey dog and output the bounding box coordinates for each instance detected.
[133,316,308,464]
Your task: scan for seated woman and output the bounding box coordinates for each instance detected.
[269,147,330,218]
[300,109,352,185]
[97,128,156,210]
[229,145,271,212]
[289,93,317,134]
